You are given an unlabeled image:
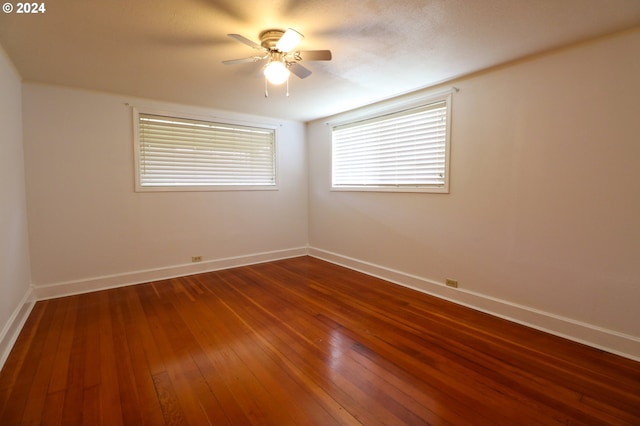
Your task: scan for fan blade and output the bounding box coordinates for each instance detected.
[276,28,303,52]
[298,50,332,61]
[290,63,312,79]
[227,34,263,50]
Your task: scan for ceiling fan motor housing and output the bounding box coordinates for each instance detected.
[259,30,286,50]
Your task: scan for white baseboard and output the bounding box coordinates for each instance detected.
[308,247,640,362]
[33,247,308,300]
[0,286,36,370]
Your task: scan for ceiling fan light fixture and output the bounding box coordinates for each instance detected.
[264,60,290,85]
[224,28,331,95]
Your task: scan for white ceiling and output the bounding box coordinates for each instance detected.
[1,0,639,122]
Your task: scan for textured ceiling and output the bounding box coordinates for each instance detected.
[1,0,639,122]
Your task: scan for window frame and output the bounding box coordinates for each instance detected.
[330,92,452,194]
[133,107,279,192]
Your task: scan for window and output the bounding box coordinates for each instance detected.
[332,93,451,193]
[134,110,277,191]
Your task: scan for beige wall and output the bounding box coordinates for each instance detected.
[22,85,308,291]
[308,29,640,357]
[0,46,33,363]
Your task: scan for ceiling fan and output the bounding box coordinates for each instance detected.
[222,28,332,96]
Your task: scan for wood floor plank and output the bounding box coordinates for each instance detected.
[0,300,55,423]
[137,282,221,426]
[19,298,69,425]
[109,289,145,426]
[152,371,188,426]
[81,384,101,426]
[96,291,124,426]
[118,285,170,426]
[60,294,89,425]
[39,389,65,426]
[1,256,639,425]
[47,295,78,395]
[0,301,47,412]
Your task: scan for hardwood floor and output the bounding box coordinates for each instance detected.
[1,256,638,425]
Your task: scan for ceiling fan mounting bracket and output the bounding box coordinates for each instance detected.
[259,29,286,50]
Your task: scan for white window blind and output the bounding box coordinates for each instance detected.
[332,98,450,193]
[136,112,276,190]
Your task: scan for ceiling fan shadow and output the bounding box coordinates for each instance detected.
[144,33,230,48]
[314,22,391,40]
[189,0,250,21]
[280,0,311,14]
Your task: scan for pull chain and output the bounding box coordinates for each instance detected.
[264,76,291,97]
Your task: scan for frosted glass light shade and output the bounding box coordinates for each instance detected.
[276,29,303,53]
[264,61,290,85]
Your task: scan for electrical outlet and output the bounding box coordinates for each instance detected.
[191,256,202,262]
[445,278,458,288]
